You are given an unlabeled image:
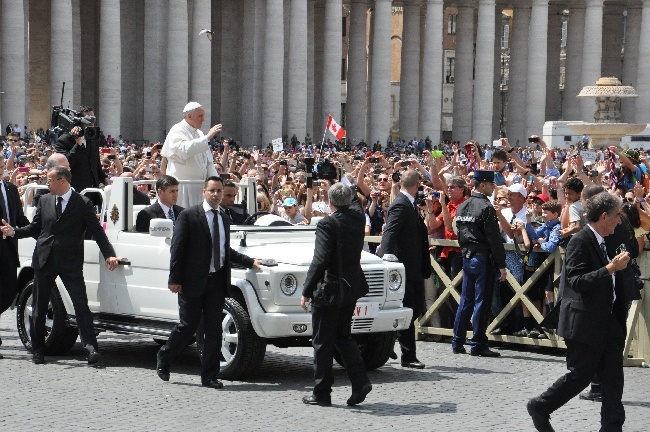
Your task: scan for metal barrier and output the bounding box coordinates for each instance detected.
[364,236,649,366]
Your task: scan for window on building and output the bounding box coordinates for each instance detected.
[446,57,455,83]
[561,19,567,48]
[501,24,510,49]
[342,17,347,37]
[341,58,347,81]
[448,14,457,35]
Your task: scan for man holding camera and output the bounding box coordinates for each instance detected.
[55,106,106,195]
[380,169,431,369]
[161,102,221,208]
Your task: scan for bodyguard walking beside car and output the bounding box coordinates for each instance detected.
[301,182,372,406]
[156,176,261,389]
[0,166,120,365]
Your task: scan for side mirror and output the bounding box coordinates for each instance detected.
[149,219,174,238]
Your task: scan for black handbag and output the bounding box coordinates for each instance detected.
[311,216,350,307]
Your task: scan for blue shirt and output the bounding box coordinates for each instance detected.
[524,218,561,267]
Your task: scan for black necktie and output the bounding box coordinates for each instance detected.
[0,184,7,223]
[56,196,63,219]
[211,209,221,272]
[600,242,609,262]
[167,208,176,225]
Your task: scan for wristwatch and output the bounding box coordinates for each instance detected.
[508,148,517,153]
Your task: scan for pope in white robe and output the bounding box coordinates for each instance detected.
[161,102,221,208]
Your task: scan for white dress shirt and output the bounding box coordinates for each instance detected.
[1,180,10,224]
[57,187,74,214]
[587,224,616,302]
[203,200,226,272]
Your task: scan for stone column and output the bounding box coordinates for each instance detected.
[506,3,529,142]
[143,1,167,141]
[1,0,27,131]
[580,0,604,121]
[287,0,308,142]
[636,0,650,124]
[452,2,474,143]
[120,1,143,140]
[79,0,98,110]
[28,0,51,131]
[420,0,444,142]
[190,0,212,134]
[50,0,81,108]
[563,3,585,120]
[369,0,391,146]
[98,0,121,137]
[262,0,284,145]
[322,0,342,127]
[525,0,548,138]
[312,1,324,137]
[220,0,242,140]
[242,0,264,147]
[166,0,189,131]
[492,7,502,140]
[622,5,642,123]
[210,0,222,126]
[346,0,368,143]
[306,0,315,140]
[399,0,421,140]
[545,5,563,122]
[472,0,496,145]
[601,4,624,79]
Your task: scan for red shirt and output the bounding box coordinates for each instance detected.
[437,196,467,258]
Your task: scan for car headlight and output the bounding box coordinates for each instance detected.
[388,270,402,292]
[280,274,298,296]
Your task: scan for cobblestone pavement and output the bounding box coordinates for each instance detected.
[1,310,648,432]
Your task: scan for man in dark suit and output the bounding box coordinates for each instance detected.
[380,169,431,369]
[300,183,372,407]
[220,181,249,225]
[136,175,184,232]
[54,106,106,197]
[1,166,120,365]
[527,191,630,432]
[0,155,30,358]
[156,176,261,389]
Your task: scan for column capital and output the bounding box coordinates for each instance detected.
[349,0,368,4]
[530,0,549,6]
[425,0,443,5]
[585,0,605,7]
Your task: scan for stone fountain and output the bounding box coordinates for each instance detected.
[567,77,646,148]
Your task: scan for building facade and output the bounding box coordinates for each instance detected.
[2,0,648,147]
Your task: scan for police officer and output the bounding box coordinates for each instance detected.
[451,170,507,357]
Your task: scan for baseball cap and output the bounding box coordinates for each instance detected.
[533,193,549,203]
[282,197,298,207]
[506,183,528,198]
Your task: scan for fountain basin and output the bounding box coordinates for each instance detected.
[566,122,647,148]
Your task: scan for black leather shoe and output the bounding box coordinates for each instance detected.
[32,352,45,364]
[302,394,331,406]
[156,361,170,382]
[470,347,501,357]
[202,378,224,389]
[85,345,101,365]
[389,350,398,360]
[527,399,555,432]
[579,389,602,402]
[452,347,466,354]
[401,359,425,369]
[347,384,372,406]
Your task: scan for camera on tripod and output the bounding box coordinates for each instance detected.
[50,106,100,141]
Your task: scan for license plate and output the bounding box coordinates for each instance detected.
[353,302,380,318]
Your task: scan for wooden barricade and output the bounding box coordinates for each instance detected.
[364,236,649,366]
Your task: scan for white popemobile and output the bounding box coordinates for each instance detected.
[13,177,412,379]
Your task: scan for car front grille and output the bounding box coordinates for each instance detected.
[363,269,385,298]
[352,318,374,331]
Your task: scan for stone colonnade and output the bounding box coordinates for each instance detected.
[2,0,650,147]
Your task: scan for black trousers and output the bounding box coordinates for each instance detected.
[32,264,97,354]
[398,279,425,362]
[533,316,625,432]
[158,271,226,383]
[311,301,370,399]
[0,244,18,315]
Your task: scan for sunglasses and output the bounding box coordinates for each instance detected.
[626,197,635,202]
[7,138,18,142]
[377,177,389,182]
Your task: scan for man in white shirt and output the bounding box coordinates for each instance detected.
[161,102,222,208]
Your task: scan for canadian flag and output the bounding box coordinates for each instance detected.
[326,115,346,140]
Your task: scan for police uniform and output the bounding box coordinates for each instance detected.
[452,170,506,355]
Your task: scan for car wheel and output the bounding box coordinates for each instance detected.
[16,280,79,355]
[333,331,397,371]
[196,297,266,380]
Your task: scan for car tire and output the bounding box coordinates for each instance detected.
[196,297,266,380]
[333,331,397,371]
[16,280,79,355]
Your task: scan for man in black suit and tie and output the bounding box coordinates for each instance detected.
[300,183,372,407]
[1,166,120,365]
[156,176,261,389]
[380,169,431,369]
[220,181,249,225]
[135,175,184,232]
[527,192,630,432]
[0,155,30,358]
